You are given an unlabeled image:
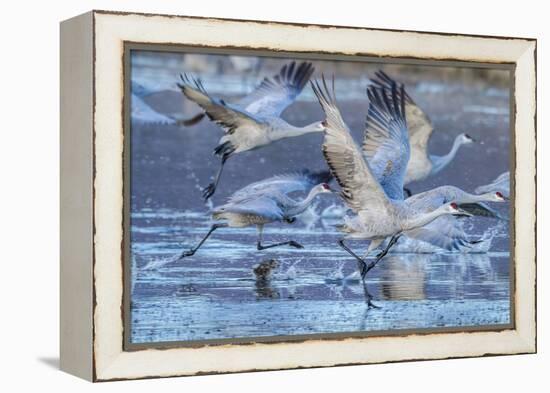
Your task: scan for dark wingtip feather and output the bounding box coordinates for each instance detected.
[400,84,406,120]
[177,112,206,127]
[366,82,405,126]
[177,73,207,96]
[311,76,328,106]
[391,81,399,117]
[292,61,315,91]
[370,70,413,104]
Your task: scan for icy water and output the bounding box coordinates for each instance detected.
[130,210,511,344]
[129,52,511,344]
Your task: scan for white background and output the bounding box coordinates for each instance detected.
[0,0,545,391]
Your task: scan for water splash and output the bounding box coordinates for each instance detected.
[296,203,321,230]
[142,255,180,270]
[274,258,303,281]
[324,261,348,284]
[386,220,507,254]
[344,270,361,284]
[204,198,214,212]
[320,203,349,219]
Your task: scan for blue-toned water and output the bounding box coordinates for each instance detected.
[129,51,511,344]
[130,210,510,344]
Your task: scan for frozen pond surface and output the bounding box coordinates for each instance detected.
[129,52,511,344]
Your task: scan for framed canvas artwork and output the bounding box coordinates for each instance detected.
[60,10,536,381]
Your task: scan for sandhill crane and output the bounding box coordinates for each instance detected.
[362,79,507,251]
[174,56,266,128]
[370,70,475,196]
[177,61,324,200]
[475,171,510,199]
[131,80,207,126]
[177,171,332,258]
[312,77,472,307]
[400,186,507,251]
[131,81,178,125]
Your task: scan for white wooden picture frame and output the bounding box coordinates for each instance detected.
[60,10,536,381]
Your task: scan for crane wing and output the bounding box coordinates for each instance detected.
[403,187,447,211]
[217,195,285,222]
[401,187,467,250]
[475,171,510,197]
[229,170,331,202]
[131,94,177,125]
[370,70,434,163]
[177,74,262,134]
[405,216,472,251]
[312,76,392,215]
[237,61,314,117]
[403,185,502,250]
[458,202,505,219]
[362,82,410,200]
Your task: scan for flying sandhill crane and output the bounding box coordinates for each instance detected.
[370,70,475,196]
[312,77,472,307]
[175,56,266,128]
[131,81,179,125]
[178,61,325,200]
[178,170,332,258]
[400,186,507,250]
[362,81,507,252]
[475,171,510,199]
[131,80,208,126]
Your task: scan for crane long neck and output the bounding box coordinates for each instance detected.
[286,187,322,217]
[406,207,450,231]
[431,136,463,174]
[273,121,323,140]
[461,192,493,203]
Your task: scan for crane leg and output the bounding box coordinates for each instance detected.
[256,225,304,250]
[362,281,379,309]
[257,241,304,250]
[338,239,366,262]
[178,223,227,259]
[338,239,379,308]
[364,234,401,274]
[202,155,229,201]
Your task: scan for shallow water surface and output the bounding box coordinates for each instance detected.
[130,211,510,344]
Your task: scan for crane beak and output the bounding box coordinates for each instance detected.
[455,208,474,218]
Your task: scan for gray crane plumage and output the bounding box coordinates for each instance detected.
[178,171,332,258]
[131,81,179,125]
[370,70,474,191]
[362,84,411,201]
[131,80,206,126]
[403,185,507,250]
[228,170,332,203]
[312,76,471,306]
[475,171,510,199]
[363,77,506,252]
[178,61,325,200]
